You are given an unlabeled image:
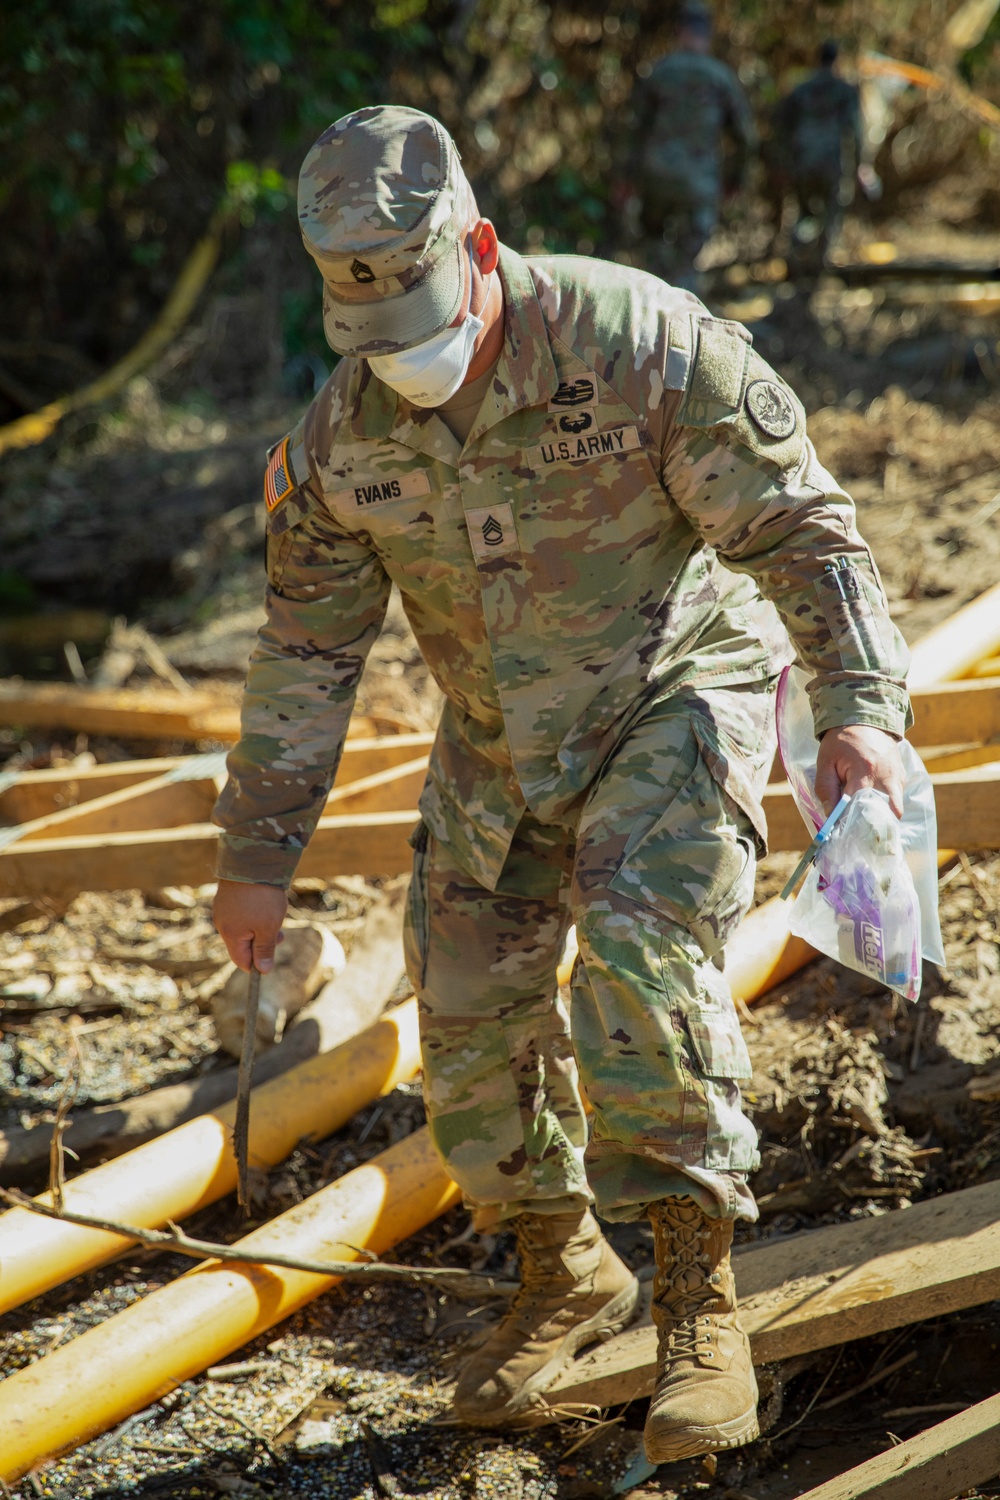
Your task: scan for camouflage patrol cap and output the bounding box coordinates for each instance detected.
[297,105,478,358]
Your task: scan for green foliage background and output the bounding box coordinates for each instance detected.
[3,0,1000,400]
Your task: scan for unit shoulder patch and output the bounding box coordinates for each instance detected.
[744,379,797,440]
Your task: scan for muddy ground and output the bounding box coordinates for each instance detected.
[1,206,1000,1499]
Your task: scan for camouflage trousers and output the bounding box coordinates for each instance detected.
[639,179,720,293]
[404,680,777,1229]
[789,170,847,272]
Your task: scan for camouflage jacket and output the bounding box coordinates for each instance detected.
[778,70,861,180]
[631,50,757,196]
[214,247,910,890]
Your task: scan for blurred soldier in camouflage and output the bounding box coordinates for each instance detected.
[777,41,862,269]
[212,105,909,1460]
[628,1,757,291]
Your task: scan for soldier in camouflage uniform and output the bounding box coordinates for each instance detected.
[213,106,909,1460]
[777,41,862,270]
[628,1,757,292]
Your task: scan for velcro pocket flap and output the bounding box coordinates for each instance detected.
[684,965,753,1080]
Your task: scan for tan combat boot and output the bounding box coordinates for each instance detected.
[449,1208,639,1427]
[644,1197,759,1462]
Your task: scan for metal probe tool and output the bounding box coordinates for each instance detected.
[233,965,261,1212]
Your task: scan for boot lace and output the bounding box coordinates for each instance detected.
[651,1204,720,1366]
[504,1217,567,1328]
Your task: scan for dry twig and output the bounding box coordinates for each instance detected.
[0,1188,517,1298]
[808,1349,917,1415]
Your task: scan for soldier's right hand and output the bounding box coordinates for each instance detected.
[213,879,288,973]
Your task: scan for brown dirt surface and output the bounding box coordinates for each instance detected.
[3,213,1000,1499]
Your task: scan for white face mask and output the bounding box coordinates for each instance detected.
[368,247,488,407]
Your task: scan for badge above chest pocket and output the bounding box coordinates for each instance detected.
[529,424,645,472]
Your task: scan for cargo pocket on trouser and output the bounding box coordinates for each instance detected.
[403,819,431,992]
[607,728,761,961]
[672,947,759,1173]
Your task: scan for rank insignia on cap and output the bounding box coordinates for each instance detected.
[745,379,796,439]
[264,436,294,512]
[350,258,376,283]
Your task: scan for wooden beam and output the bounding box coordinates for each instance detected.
[0,683,239,741]
[540,1178,1000,1414]
[0,811,417,898]
[0,682,400,745]
[12,773,219,845]
[967,655,1000,680]
[324,756,428,815]
[793,1392,1000,1500]
[0,734,433,825]
[0,756,173,823]
[0,759,994,895]
[909,677,1000,746]
[761,763,1000,852]
[918,741,1000,773]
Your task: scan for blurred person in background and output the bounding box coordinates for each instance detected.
[627,0,757,291]
[776,40,863,271]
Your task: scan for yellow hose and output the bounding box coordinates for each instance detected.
[0,999,421,1316]
[0,207,232,457]
[0,1127,460,1481]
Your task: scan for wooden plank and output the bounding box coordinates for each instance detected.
[919,742,1000,772]
[909,677,1000,746]
[0,683,238,741]
[324,756,428,815]
[762,763,1000,852]
[0,758,170,824]
[0,758,992,895]
[7,751,429,842]
[0,734,433,824]
[0,811,417,897]
[541,1178,1000,1414]
[13,774,220,846]
[794,1392,1000,1500]
[967,655,1000,680]
[0,682,403,745]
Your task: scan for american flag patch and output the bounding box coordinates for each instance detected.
[264,436,294,512]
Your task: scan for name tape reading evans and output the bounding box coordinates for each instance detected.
[529,425,643,470]
[328,471,432,509]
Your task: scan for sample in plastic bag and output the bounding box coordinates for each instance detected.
[775,664,944,1000]
[789,789,923,999]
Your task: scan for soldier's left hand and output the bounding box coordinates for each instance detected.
[815,724,906,820]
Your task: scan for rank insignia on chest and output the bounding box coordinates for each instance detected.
[264,436,294,512]
[466,502,517,562]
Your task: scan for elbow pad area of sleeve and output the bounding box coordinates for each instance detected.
[678,317,807,476]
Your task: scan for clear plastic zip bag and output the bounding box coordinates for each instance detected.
[775,665,945,1000]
